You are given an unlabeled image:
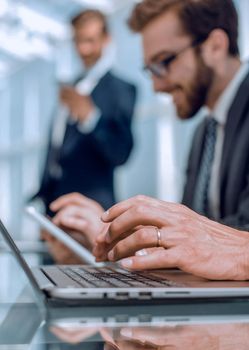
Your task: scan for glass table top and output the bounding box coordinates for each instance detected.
[1,251,249,348]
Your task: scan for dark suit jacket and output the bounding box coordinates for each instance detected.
[182,70,249,230]
[35,71,136,213]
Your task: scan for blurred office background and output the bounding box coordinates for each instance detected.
[0,0,249,304]
[0,0,249,237]
[0,0,249,301]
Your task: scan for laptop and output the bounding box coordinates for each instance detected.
[1,219,249,306]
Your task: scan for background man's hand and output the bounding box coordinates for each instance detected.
[41,228,85,264]
[51,193,106,251]
[60,86,94,122]
[42,193,107,264]
[94,195,249,280]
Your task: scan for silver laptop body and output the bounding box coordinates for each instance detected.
[1,219,249,305]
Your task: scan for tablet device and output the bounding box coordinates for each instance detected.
[25,206,99,266]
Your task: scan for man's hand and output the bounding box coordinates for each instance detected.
[50,192,107,250]
[60,86,94,122]
[42,193,107,264]
[93,195,249,280]
[41,228,85,264]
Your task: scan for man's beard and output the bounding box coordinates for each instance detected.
[176,53,214,119]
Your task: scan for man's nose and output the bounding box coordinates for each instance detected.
[77,42,92,55]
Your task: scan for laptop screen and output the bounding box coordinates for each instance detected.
[0,219,45,302]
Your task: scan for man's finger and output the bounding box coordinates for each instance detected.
[104,206,169,244]
[94,230,133,261]
[60,216,88,233]
[101,195,154,222]
[108,228,187,262]
[135,247,164,256]
[50,193,101,212]
[107,227,161,261]
[41,229,55,242]
[50,193,84,211]
[120,248,180,270]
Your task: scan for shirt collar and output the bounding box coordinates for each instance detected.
[206,61,249,125]
[76,41,116,95]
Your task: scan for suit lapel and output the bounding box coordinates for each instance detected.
[220,71,249,192]
[91,71,111,99]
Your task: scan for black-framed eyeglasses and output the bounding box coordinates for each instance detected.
[144,36,207,78]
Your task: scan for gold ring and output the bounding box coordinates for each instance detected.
[156,227,162,247]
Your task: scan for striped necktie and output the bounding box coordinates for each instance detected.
[193,117,218,216]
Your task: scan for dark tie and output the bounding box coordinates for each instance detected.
[193,117,218,216]
[61,120,79,153]
[48,119,78,179]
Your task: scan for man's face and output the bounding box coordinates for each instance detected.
[142,11,214,119]
[74,19,108,69]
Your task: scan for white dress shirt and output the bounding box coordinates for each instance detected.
[207,61,249,219]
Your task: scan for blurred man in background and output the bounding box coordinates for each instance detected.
[32,9,136,216]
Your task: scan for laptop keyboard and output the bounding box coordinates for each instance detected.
[57,266,182,288]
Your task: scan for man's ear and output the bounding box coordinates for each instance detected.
[201,29,229,66]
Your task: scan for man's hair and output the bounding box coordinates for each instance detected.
[128,0,239,56]
[71,9,108,34]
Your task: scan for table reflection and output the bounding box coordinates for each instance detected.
[49,319,249,349]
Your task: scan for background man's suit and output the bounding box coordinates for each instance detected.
[182,70,249,229]
[35,71,136,213]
